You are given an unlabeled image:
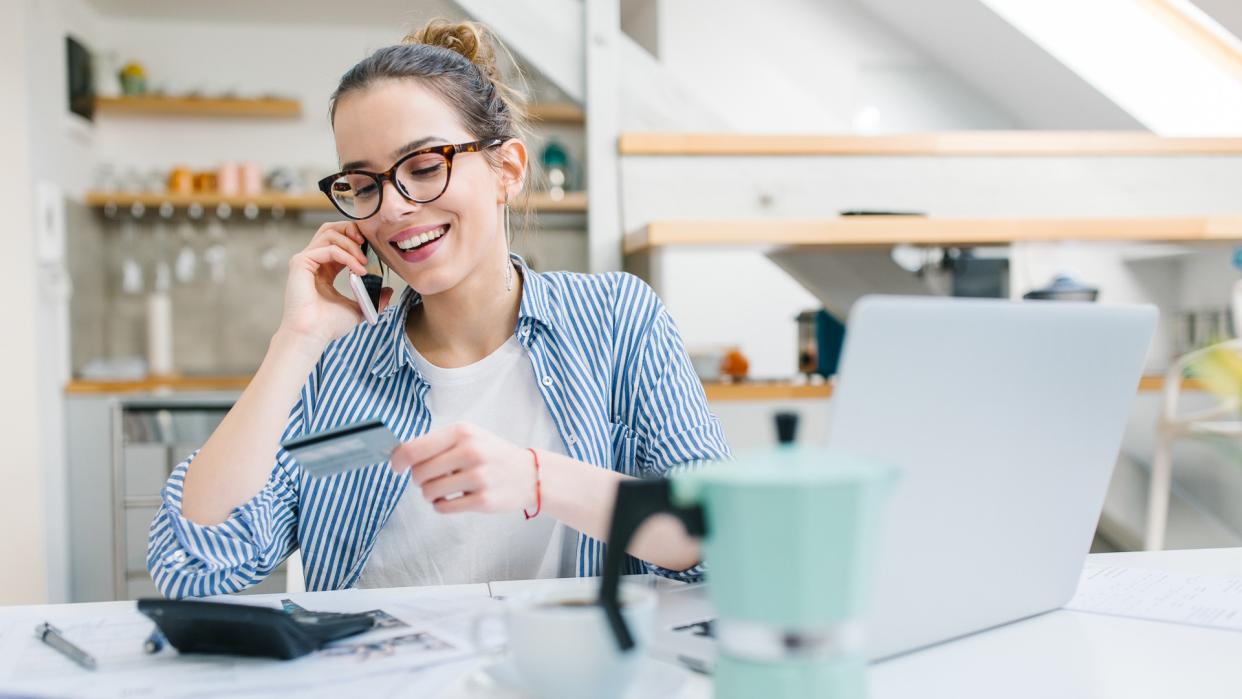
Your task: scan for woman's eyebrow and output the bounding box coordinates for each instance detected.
[340,136,446,171]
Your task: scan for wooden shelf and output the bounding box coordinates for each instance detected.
[94,95,302,118]
[625,217,1242,254]
[618,132,1242,157]
[1137,375,1208,392]
[85,190,587,214]
[527,190,587,213]
[708,376,1201,400]
[95,96,579,124]
[86,190,327,211]
[65,375,251,395]
[529,103,584,124]
[67,374,830,399]
[703,381,833,401]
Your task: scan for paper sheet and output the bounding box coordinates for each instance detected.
[1065,565,1242,631]
[438,656,692,699]
[0,593,500,699]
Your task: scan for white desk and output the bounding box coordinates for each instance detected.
[868,548,1242,699]
[2,549,1240,698]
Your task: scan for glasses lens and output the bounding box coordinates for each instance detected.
[330,174,381,219]
[396,152,449,203]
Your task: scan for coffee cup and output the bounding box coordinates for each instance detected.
[474,583,657,698]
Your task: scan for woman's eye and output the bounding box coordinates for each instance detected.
[356,184,379,199]
[411,165,442,178]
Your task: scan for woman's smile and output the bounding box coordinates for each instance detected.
[389,223,450,263]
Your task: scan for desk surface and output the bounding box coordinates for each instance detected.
[867,548,1242,699]
[3,549,1240,698]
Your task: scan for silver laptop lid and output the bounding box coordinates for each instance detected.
[828,296,1156,660]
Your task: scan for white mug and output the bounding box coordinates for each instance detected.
[475,583,657,699]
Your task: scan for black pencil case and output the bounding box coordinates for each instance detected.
[137,598,376,660]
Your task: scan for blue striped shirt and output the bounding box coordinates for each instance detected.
[147,258,731,598]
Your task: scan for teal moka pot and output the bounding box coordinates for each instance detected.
[600,447,895,698]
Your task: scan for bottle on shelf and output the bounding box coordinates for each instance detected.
[540,140,572,201]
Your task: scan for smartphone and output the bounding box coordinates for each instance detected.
[349,241,383,325]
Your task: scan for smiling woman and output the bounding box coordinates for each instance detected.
[145,18,730,598]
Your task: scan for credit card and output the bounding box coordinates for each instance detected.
[281,419,400,479]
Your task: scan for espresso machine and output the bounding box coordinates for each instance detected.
[600,442,895,698]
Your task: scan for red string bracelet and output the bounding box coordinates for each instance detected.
[523,448,543,520]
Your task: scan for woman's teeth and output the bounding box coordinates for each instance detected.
[394,225,448,251]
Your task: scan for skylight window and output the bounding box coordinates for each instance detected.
[979,0,1242,135]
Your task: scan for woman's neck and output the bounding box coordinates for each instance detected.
[405,256,521,368]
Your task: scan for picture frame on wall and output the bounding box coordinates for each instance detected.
[66,35,94,122]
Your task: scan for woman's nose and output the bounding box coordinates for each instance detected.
[377,178,420,223]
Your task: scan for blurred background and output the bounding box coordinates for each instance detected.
[5,0,1242,605]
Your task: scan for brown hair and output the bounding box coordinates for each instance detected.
[328,18,531,176]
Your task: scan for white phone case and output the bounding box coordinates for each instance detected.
[349,274,379,325]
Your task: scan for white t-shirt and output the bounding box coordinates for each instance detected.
[355,335,576,588]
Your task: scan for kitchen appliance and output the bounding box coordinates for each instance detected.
[796,309,846,378]
[1023,274,1098,301]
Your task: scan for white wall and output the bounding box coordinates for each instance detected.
[8,0,109,605]
[653,247,821,379]
[1,0,51,606]
[657,0,1015,133]
[854,0,1144,130]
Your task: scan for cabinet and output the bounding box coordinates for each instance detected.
[66,393,289,601]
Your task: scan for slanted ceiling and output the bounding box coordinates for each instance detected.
[851,0,1144,130]
[1192,0,1242,43]
[978,0,1242,136]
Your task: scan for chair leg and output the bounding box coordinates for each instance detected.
[1144,433,1175,551]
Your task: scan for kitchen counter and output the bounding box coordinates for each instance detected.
[66,374,1199,398]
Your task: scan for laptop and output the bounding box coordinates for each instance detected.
[654,295,1157,668]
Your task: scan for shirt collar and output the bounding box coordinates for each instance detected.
[368,254,554,379]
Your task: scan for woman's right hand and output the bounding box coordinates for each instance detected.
[278,221,394,349]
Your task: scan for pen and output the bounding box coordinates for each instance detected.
[34,622,97,671]
[143,627,166,654]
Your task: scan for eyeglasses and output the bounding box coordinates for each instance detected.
[317,138,504,220]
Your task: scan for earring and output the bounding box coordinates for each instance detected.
[503,202,514,292]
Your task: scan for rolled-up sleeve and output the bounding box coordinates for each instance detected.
[627,281,731,582]
[147,401,307,598]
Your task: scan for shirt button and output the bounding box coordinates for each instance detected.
[520,326,531,337]
[542,376,554,387]
[567,435,579,445]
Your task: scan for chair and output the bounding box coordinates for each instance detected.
[1146,340,1242,550]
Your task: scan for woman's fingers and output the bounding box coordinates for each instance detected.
[293,244,368,278]
[432,493,485,514]
[419,469,484,503]
[309,221,366,248]
[310,229,368,267]
[406,442,481,486]
[390,424,471,474]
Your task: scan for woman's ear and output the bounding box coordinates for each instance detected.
[496,139,528,202]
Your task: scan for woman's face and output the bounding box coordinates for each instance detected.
[331,79,524,296]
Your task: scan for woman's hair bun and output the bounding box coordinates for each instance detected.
[404,18,500,83]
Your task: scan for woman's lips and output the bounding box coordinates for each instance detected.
[390,225,449,264]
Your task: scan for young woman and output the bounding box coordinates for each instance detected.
[147,19,729,598]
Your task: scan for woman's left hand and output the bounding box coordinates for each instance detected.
[389,423,538,514]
